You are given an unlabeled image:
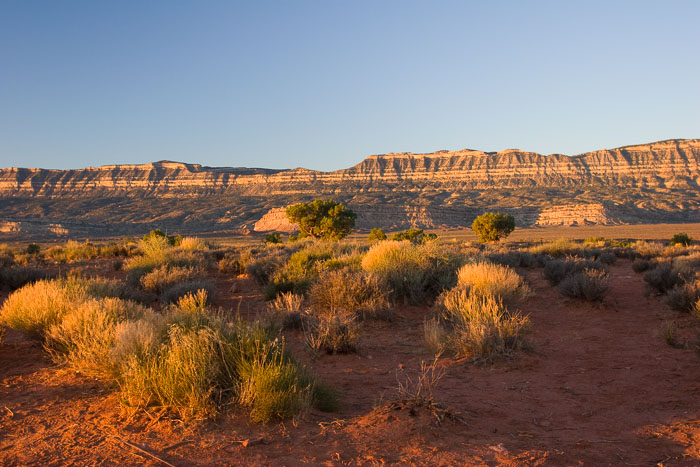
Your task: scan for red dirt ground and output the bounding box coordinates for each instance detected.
[1,259,700,465]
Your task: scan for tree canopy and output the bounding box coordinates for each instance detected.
[286,200,356,240]
[471,212,515,243]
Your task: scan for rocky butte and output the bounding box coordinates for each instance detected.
[0,139,698,239]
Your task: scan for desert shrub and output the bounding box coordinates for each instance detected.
[361,241,464,305]
[666,280,700,313]
[304,309,360,354]
[97,242,132,258]
[430,291,529,360]
[264,232,282,244]
[140,265,201,293]
[391,228,437,244]
[286,199,357,240]
[367,228,387,243]
[45,298,147,378]
[634,240,665,259]
[557,269,610,301]
[46,240,99,263]
[661,321,683,348]
[161,281,214,305]
[632,258,653,273]
[644,262,681,293]
[597,251,617,265]
[263,246,339,299]
[175,289,210,313]
[0,266,49,289]
[267,292,306,329]
[670,233,693,247]
[543,258,606,285]
[455,262,531,306]
[124,249,209,286]
[245,248,289,285]
[309,270,391,320]
[26,244,40,255]
[529,239,583,258]
[0,279,89,336]
[487,250,538,268]
[178,236,208,251]
[119,324,228,419]
[472,212,515,243]
[121,311,331,422]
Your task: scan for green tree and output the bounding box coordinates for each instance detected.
[670,232,692,246]
[471,212,515,243]
[367,228,387,243]
[285,200,357,240]
[264,232,282,244]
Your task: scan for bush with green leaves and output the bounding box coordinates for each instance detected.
[390,228,437,244]
[286,199,356,240]
[367,228,387,243]
[471,212,515,243]
[265,232,282,244]
[26,244,40,255]
[670,233,693,247]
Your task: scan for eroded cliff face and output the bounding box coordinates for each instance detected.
[0,139,698,239]
[2,139,698,197]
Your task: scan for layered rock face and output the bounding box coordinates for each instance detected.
[0,139,698,239]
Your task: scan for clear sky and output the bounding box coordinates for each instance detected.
[1,1,698,171]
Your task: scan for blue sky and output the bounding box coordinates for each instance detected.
[1,0,698,171]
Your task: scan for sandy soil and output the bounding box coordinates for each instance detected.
[2,260,700,465]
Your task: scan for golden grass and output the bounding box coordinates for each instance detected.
[456,261,531,306]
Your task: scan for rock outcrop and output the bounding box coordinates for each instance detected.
[0,139,698,239]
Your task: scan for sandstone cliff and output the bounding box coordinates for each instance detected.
[1,139,698,239]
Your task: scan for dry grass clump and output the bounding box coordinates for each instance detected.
[304,309,360,354]
[0,279,88,336]
[45,298,147,378]
[666,279,700,313]
[46,240,99,262]
[219,253,246,274]
[528,238,582,258]
[557,269,610,301]
[139,265,201,293]
[177,236,208,251]
[0,265,49,289]
[267,292,306,329]
[2,278,335,423]
[361,241,464,305]
[161,280,214,305]
[632,258,655,273]
[427,291,529,361]
[633,240,665,259]
[309,270,391,320]
[124,245,210,286]
[643,262,682,293]
[455,262,531,307]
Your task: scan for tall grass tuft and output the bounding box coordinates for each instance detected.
[46,298,147,378]
[309,270,391,320]
[456,261,531,306]
[361,240,464,305]
[430,291,529,361]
